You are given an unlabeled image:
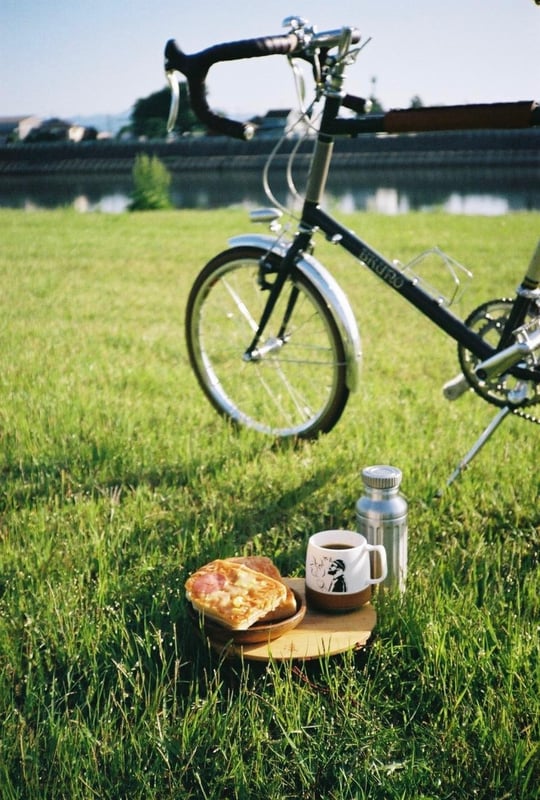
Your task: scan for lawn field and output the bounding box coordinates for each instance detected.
[0,208,539,798]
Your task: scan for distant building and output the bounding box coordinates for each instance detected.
[25,118,88,143]
[0,115,41,143]
[251,109,313,139]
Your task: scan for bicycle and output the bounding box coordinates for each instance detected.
[164,16,540,486]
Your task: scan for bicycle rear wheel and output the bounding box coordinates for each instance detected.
[185,246,349,438]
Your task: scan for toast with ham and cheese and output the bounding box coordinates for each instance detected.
[226,556,297,622]
[185,559,288,630]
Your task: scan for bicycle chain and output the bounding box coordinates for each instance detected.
[512,406,540,425]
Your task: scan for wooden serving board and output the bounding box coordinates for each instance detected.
[207,578,376,661]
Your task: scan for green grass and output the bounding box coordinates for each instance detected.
[0,207,539,799]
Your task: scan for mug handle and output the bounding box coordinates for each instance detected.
[366,543,388,584]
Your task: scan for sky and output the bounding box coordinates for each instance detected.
[2,0,539,126]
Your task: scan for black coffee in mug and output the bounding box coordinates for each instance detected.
[321,544,354,550]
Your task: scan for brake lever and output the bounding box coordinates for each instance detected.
[288,57,307,105]
[166,69,180,134]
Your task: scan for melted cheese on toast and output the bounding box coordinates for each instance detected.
[226,556,297,622]
[185,559,288,630]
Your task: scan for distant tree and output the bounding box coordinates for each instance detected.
[82,126,98,141]
[131,84,200,139]
[409,95,424,109]
[25,120,68,143]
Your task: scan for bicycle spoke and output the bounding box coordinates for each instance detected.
[221,276,260,333]
[257,357,319,421]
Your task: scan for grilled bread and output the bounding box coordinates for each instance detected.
[226,556,297,622]
[226,555,282,580]
[185,559,288,630]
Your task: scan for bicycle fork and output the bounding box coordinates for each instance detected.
[242,232,311,362]
[244,284,300,361]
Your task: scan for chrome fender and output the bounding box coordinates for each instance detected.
[229,234,361,392]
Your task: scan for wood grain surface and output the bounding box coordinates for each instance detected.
[206,578,376,661]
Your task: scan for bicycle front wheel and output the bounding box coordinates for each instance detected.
[185,246,349,438]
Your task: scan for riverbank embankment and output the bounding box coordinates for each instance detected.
[0,128,538,177]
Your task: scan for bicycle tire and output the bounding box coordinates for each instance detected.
[185,246,349,438]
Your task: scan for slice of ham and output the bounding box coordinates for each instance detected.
[190,570,226,595]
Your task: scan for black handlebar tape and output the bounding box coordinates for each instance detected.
[165,34,298,139]
[384,101,538,133]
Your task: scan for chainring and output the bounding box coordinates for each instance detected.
[458,298,540,424]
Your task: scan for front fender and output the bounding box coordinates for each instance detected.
[229,234,361,392]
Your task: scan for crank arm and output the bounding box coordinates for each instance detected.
[475,326,540,381]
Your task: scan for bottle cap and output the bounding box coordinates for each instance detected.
[362,465,402,489]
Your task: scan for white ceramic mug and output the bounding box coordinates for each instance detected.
[305,529,387,612]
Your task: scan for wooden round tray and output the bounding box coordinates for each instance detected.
[200,578,376,661]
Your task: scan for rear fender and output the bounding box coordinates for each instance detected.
[229,234,361,391]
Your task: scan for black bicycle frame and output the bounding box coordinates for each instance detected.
[245,99,540,383]
[303,202,492,359]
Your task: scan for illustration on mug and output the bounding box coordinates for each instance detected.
[309,555,347,593]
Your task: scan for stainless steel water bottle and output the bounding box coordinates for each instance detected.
[356,465,408,593]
